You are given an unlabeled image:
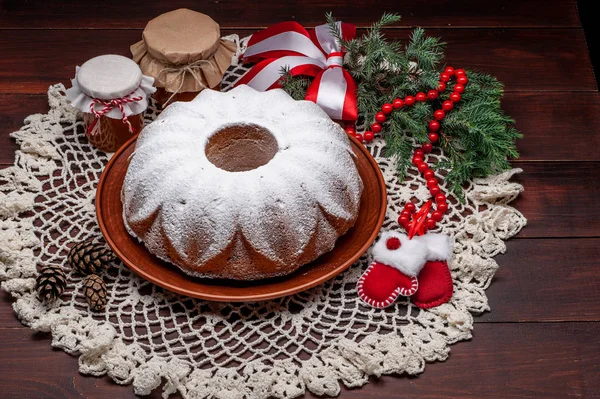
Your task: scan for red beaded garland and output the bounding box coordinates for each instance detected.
[345,127,356,135]
[429,120,440,131]
[393,98,404,109]
[450,92,461,103]
[382,103,394,115]
[361,69,468,235]
[457,76,468,85]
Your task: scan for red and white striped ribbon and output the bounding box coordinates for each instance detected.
[87,93,143,136]
[236,21,358,121]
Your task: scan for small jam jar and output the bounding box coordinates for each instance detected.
[66,54,156,152]
[130,8,236,107]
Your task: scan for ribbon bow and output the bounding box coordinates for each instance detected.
[87,93,143,136]
[237,21,358,121]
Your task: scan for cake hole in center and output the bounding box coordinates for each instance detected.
[205,124,279,172]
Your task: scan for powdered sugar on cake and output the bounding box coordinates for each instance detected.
[121,85,363,279]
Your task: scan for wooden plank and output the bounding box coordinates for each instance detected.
[3,237,599,325]
[484,238,600,322]
[0,0,581,29]
[0,28,595,94]
[0,322,598,398]
[510,162,600,238]
[3,91,600,166]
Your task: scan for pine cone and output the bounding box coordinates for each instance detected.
[82,274,107,311]
[35,265,67,303]
[68,239,115,276]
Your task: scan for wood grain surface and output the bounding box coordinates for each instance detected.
[0,0,598,398]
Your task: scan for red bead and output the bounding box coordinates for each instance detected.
[371,123,382,133]
[427,90,439,100]
[430,186,441,196]
[455,69,466,77]
[382,103,394,115]
[354,133,364,142]
[435,194,447,203]
[375,112,387,123]
[437,202,449,213]
[416,92,427,102]
[418,162,429,173]
[434,110,445,121]
[422,142,433,153]
[414,148,425,157]
[404,96,415,106]
[386,237,402,250]
[457,75,469,85]
[450,92,461,103]
[426,218,437,229]
[364,131,375,142]
[440,73,450,83]
[438,82,446,92]
[401,210,411,218]
[427,178,438,188]
[412,156,423,165]
[428,132,439,143]
[393,98,404,109]
[432,210,443,222]
[442,100,454,111]
[398,215,409,226]
[429,120,440,132]
[424,169,435,179]
[454,84,465,94]
[405,202,416,212]
[345,127,356,135]
[444,66,455,76]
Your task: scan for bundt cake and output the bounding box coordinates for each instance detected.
[121,85,363,280]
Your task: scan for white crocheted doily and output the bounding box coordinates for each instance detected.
[0,35,526,398]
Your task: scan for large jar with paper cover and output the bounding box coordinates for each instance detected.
[131,8,236,107]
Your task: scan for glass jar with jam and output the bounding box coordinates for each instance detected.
[66,54,156,152]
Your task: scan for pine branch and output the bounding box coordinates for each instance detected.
[276,13,521,197]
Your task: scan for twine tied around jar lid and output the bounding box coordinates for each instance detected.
[130,9,236,105]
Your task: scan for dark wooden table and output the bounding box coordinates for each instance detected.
[1,1,599,398]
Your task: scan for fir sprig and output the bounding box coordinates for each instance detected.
[279,14,521,197]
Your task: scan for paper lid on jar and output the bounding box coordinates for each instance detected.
[130,9,236,94]
[76,55,143,99]
[66,54,156,119]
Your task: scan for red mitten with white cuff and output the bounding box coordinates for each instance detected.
[357,231,454,309]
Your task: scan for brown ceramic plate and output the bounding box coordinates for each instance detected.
[96,134,386,302]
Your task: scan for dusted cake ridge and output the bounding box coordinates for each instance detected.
[121,85,363,280]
